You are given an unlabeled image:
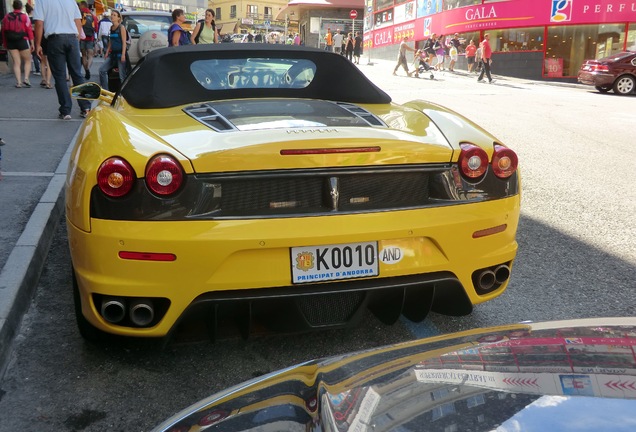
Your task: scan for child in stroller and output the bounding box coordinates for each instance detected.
[413,50,435,79]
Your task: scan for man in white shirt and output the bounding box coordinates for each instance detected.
[33,0,91,120]
[97,13,112,56]
[333,30,344,54]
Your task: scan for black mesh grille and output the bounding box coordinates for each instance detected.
[211,171,431,217]
[340,172,429,211]
[297,292,365,326]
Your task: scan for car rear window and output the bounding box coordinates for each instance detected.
[123,15,172,38]
[190,58,317,90]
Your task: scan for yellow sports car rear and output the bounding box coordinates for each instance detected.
[66,45,520,341]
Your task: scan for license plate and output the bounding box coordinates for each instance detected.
[291,241,379,284]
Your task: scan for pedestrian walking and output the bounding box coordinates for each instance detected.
[465,39,477,73]
[25,3,40,76]
[79,1,98,80]
[448,33,461,72]
[475,41,483,74]
[434,34,446,71]
[97,13,111,57]
[345,32,354,61]
[191,9,217,44]
[324,28,333,52]
[477,33,495,83]
[168,9,190,47]
[99,9,128,91]
[33,0,91,119]
[353,31,362,64]
[333,30,343,54]
[393,35,415,76]
[38,36,53,89]
[423,33,437,66]
[1,0,34,88]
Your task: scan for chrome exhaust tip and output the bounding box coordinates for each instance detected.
[101,297,126,324]
[129,298,155,327]
[494,265,511,284]
[477,270,496,291]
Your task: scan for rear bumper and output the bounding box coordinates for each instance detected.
[578,71,614,87]
[69,196,519,337]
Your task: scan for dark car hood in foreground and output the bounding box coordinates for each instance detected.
[154,318,636,431]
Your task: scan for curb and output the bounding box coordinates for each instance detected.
[0,133,76,378]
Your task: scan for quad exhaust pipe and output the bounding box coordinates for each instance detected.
[474,264,511,292]
[129,298,155,327]
[99,297,155,327]
[101,297,126,324]
[494,264,511,284]
[475,269,496,291]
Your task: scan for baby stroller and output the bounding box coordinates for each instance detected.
[413,50,435,79]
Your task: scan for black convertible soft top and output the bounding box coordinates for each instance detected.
[120,44,392,109]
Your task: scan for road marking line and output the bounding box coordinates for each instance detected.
[1,172,55,177]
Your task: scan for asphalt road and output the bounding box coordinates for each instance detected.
[0,59,634,431]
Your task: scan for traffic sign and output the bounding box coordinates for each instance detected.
[349,10,358,19]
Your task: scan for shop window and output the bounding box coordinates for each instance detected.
[487,27,544,52]
[375,0,393,12]
[628,23,636,51]
[375,9,394,27]
[546,24,626,77]
[444,0,480,9]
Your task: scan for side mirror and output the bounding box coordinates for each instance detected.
[70,82,114,104]
[71,82,102,100]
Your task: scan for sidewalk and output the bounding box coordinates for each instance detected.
[0,58,101,377]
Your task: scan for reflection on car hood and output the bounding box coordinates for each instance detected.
[153,318,636,431]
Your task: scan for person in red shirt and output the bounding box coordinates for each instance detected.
[78,0,98,79]
[1,0,35,87]
[465,39,477,73]
[477,33,495,83]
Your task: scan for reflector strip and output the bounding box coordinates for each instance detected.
[473,224,507,238]
[280,146,381,155]
[119,251,177,261]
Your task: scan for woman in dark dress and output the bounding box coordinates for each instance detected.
[353,31,363,64]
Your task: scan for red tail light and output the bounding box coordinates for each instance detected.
[97,157,136,197]
[145,155,184,196]
[458,143,488,179]
[592,64,610,72]
[492,144,518,179]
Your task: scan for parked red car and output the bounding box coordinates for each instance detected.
[578,51,636,95]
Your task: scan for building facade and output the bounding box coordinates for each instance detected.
[363,0,636,81]
[277,0,364,48]
[213,0,290,36]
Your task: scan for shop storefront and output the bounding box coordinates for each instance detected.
[364,0,636,81]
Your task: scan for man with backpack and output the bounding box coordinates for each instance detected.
[79,1,98,79]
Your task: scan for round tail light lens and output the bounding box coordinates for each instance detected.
[458,143,488,179]
[97,157,136,197]
[492,145,518,179]
[145,155,184,196]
